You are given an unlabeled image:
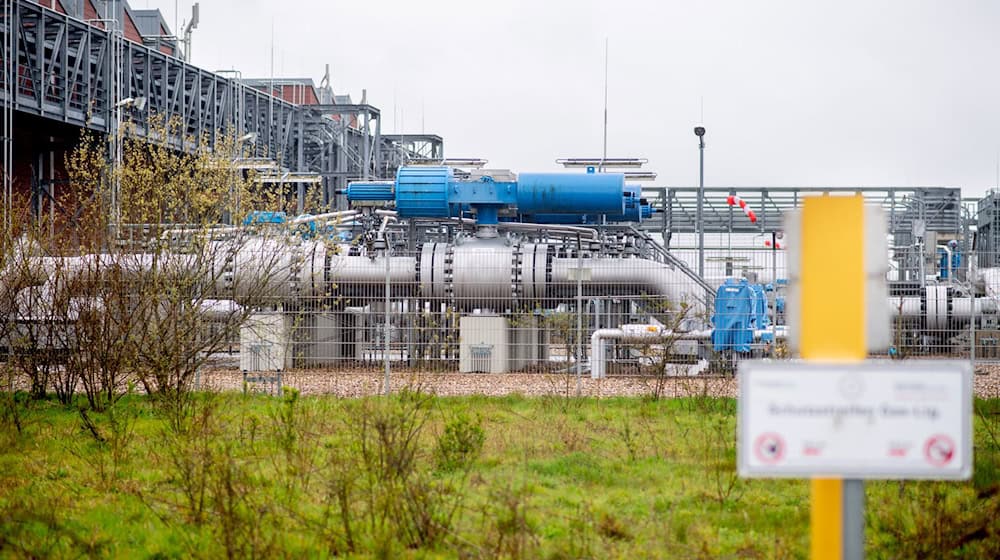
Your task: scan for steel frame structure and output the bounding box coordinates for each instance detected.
[1,0,430,221]
[641,186,965,287]
[641,186,962,237]
[2,0,300,158]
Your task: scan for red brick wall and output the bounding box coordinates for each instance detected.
[122,11,142,43]
[278,85,320,106]
[157,24,175,56]
[34,0,67,14]
[82,0,104,29]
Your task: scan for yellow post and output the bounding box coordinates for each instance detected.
[799,195,866,560]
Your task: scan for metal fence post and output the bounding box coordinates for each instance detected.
[971,286,976,367]
[576,233,583,397]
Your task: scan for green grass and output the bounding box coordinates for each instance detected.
[0,390,997,558]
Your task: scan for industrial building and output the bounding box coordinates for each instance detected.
[2,0,1000,383]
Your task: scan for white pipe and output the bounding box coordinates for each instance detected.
[197,299,245,320]
[326,219,358,227]
[590,328,622,379]
[977,268,1000,298]
[589,327,716,379]
[889,296,922,317]
[497,221,599,240]
[940,244,953,281]
[951,297,998,317]
[889,294,999,319]
[160,225,244,239]
[550,257,704,310]
[378,215,396,238]
[288,210,358,225]
[449,217,598,240]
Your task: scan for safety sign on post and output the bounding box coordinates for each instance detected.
[737,195,973,560]
[739,361,972,479]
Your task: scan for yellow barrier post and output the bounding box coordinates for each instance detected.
[799,194,866,560]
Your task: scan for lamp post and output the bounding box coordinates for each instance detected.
[695,126,706,278]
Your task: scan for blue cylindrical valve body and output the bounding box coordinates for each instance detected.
[396,166,453,217]
[516,173,625,215]
[344,182,394,201]
[354,167,627,221]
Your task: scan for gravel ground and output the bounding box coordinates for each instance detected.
[200,364,1000,399]
[7,362,998,399]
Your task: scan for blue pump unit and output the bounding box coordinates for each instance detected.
[346,166,627,225]
[243,211,287,225]
[711,278,761,353]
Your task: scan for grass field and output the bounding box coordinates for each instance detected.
[0,389,998,558]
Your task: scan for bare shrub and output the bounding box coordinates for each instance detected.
[72,399,140,489]
[480,482,538,559]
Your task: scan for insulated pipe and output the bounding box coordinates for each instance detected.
[978,268,1000,298]
[160,225,245,239]
[26,237,1000,323]
[325,219,357,227]
[377,215,395,238]
[7,237,693,313]
[889,294,998,320]
[288,210,358,225]
[497,221,599,241]
[589,328,715,379]
[159,211,360,239]
[549,257,704,306]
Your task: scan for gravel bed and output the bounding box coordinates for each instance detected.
[201,365,1000,399]
[201,369,738,398]
[6,362,998,400]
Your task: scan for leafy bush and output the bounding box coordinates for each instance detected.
[435,412,485,472]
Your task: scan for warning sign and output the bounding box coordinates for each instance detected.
[753,433,785,464]
[738,361,972,480]
[924,435,956,467]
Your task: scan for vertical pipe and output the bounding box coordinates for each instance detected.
[384,248,391,396]
[362,90,370,180]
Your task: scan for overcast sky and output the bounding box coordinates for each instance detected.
[142,0,1000,195]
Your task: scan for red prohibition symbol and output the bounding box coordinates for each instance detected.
[924,434,956,467]
[753,432,786,464]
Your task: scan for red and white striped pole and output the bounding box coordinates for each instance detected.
[726,195,758,223]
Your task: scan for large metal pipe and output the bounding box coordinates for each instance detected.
[548,257,703,304]
[17,239,1000,325]
[8,236,699,314]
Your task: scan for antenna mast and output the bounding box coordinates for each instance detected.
[601,37,608,172]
